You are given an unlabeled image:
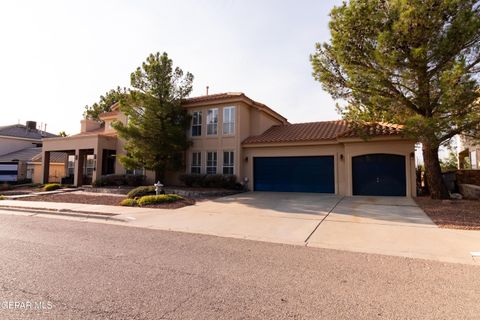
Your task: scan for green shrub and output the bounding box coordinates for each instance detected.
[179,174,205,187]
[43,183,61,191]
[120,198,137,206]
[137,194,183,206]
[127,186,156,199]
[92,174,145,187]
[125,174,145,186]
[179,174,238,189]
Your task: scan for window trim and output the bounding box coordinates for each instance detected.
[222,150,234,175]
[222,106,235,135]
[206,151,217,175]
[191,111,202,137]
[207,108,218,136]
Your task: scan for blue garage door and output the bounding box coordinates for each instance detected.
[254,156,335,193]
[352,154,406,196]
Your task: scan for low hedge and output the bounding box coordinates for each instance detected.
[92,174,145,187]
[179,174,238,189]
[43,183,62,191]
[127,186,156,199]
[137,194,183,206]
[120,198,137,207]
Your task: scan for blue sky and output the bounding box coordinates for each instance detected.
[0,0,343,134]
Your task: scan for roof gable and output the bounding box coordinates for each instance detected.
[183,92,288,124]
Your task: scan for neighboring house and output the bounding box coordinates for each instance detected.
[0,121,56,156]
[0,147,65,183]
[41,92,416,197]
[458,135,480,169]
[0,121,57,182]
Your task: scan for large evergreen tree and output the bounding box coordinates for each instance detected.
[311,0,480,199]
[112,52,193,181]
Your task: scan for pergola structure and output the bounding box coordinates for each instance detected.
[41,131,117,186]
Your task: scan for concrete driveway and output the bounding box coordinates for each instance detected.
[128,192,479,265]
[307,196,480,264]
[130,192,342,245]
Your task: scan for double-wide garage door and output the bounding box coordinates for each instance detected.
[254,156,335,193]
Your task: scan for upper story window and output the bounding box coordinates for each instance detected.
[207,108,218,135]
[191,152,201,174]
[191,111,202,137]
[223,106,235,135]
[206,151,217,174]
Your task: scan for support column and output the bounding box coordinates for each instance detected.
[41,151,50,184]
[92,148,103,184]
[73,149,84,187]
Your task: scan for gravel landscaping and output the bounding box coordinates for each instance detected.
[415,197,480,230]
[17,192,195,209]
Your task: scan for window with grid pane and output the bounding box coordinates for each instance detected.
[223,151,234,175]
[191,111,202,136]
[223,106,235,135]
[207,108,218,135]
[191,152,201,174]
[206,151,217,174]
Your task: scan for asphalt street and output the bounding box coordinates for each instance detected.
[0,212,478,319]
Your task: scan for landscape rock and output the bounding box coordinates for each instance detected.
[458,184,480,200]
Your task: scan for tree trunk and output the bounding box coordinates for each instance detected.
[422,142,449,199]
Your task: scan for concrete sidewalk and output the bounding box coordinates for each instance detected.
[0,193,479,265]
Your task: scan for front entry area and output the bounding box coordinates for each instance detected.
[253,156,335,193]
[352,154,406,196]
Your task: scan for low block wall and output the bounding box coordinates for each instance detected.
[456,170,480,186]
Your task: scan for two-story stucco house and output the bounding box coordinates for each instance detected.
[41,92,417,197]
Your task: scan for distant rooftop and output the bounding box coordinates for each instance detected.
[0,147,66,163]
[0,123,57,140]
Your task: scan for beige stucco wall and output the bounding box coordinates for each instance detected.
[243,138,417,197]
[32,162,65,183]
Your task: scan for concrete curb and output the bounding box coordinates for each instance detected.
[0,205,131,222]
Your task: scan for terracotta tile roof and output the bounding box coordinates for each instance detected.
[183,92,288,123]
[337,122,404,138]
[242,121,404,145]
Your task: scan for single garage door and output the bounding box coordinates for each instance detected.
[254,156,334,193]
[352,154,406,196]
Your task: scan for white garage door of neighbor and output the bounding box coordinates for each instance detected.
[0,163,18,182]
